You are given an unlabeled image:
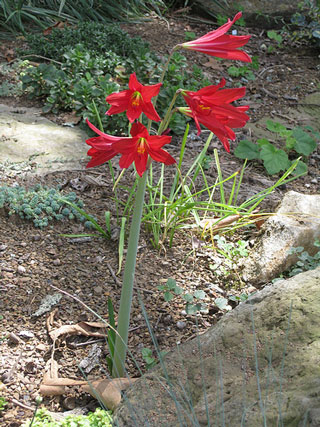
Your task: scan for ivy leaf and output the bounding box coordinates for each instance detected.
[183,293,194,303]
[164,291,174,302]
[292,128,317,156]
[260,144,290,175]
[291,159,308,176]
[266,120,287,134]
[214,297,229,310]
[257,138,270,147]
[186,303,202,314]
[193,290,207,300]
[174,286,184,295]
[166,278,177,290]
[234,140,260,160]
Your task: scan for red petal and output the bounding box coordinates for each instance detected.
[134,151,149,176]
[148,147,176,165]
[126,104,143,123]
[130,122,149,138]
[140,82,162,102]
[141,101,161,122]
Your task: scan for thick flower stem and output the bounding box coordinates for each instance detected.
[112,171,147,378]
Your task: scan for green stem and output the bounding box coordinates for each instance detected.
[158,90,181,135]
[147,46,179,133]
[112,171,147,377]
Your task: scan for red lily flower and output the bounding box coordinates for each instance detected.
[180,12,251,62]
[179,79,250,152]
[106,73,162,123]
[86,120,175,177]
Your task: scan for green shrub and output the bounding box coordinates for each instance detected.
[289,0,320,47]
[18,22,210,134]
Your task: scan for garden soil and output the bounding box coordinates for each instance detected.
[0,13,319,425]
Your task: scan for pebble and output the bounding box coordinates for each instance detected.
[311,178,318,184]
[53,259,61,266]
[32,234,41,241]
[305,183,311,188]
[176,321,187,330]
[19,330,34,339]
[17,265,26,274]
[94,286,103,295]
[36,343,47,352]
[0,244,7,251]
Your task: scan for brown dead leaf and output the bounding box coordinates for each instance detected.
[203,57,224,71]
[200,214,241,235]
[48,321,107,342]
[41,370,137,410]
[60,111,81,126]
[40,359,65,396]
[82,378,138,411]
[43,21,71,36]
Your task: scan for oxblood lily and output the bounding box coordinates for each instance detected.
[106,72,162,123]
[179,78,250,152]
[85,120,175,177]
[179,12,251,62]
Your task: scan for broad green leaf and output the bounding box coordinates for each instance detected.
[141,348,152,358]
[291,159,308,176]
[186,303,202,314]
[266,119,287,134]
[285,136,296,150]
[257,138,270,147]
[174,286,184,295]
[183,293,194,303]
[193,290,207,300]
[260,145,290,175]
[166,278,176,290]
[234,140,260,160]
[214,297,229,310]
[292,128,317,156]
[164,291,174,302]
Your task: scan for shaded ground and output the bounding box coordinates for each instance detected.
[0,14,319,425]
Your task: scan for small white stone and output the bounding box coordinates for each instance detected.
[176,321,187,330]
[17,265,26,274]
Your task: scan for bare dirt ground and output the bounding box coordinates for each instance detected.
[0,13,319,425]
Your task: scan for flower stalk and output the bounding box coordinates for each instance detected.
[112,171,147,377]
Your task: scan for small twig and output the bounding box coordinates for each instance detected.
[261,87,279,99]
[71,338,105,348]
[134,286,154,295]
[19,54,63,65]
[272,112,298,123]
[11,398,35,411]
[106,262,122,287]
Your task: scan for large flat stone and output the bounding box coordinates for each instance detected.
[0,104,89,175]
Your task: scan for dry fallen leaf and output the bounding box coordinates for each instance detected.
[40,359,65,396]
[82,378,138,411]
[48,321,107,342]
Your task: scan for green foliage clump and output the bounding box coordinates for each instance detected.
[23,407,112,426]
[18,22,210,134]
[234,120,319,175]
[21,22,151,64]
[288,240,320,276]
[0,396,7,413]
[0,184,85,228]
[290,0,320,47]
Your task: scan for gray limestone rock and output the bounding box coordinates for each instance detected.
[0,104,88,175]
[115,267,320,426]
[242,191,320,285]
